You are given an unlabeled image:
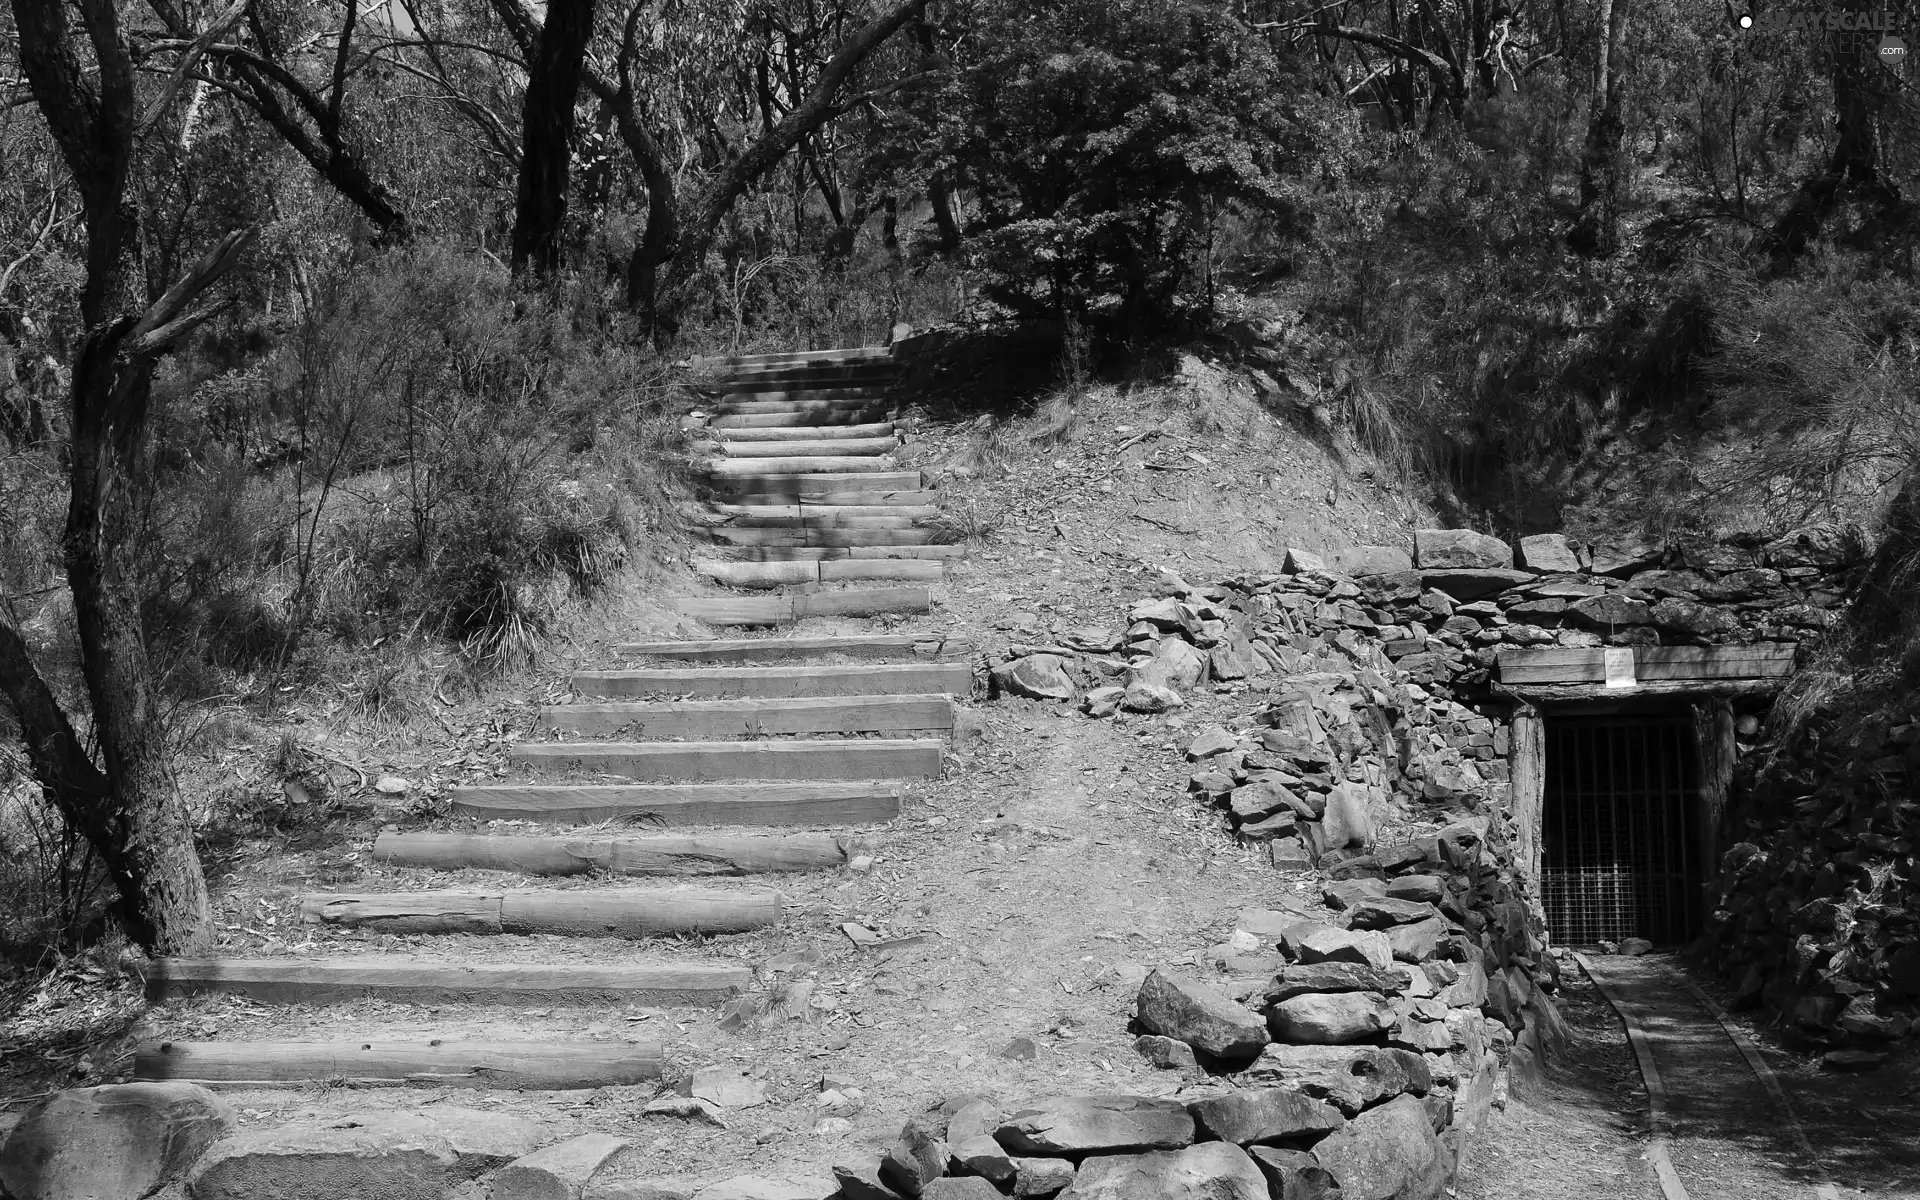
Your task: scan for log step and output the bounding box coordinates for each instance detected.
[715,513,924,531]
[672,585,933,625]
[706,544,963,561]
[134,1040,664,1089]
[450,781,902,825]
[694,559,944,588]
[717,421,897,441]
[712,503,939,521]
[702,471,924,495]
[701,346,891,369]
[373,830,853,876]
[717,366,895,392]
[297,888,786,937]
[710,410,887,429]
[711,396,889,414]
[540,693,953,737]
[722,490,937,507]
[704,527,940,547]
[509,738,945,781]
[704,437,900,458]
[145,957,750,1006]
[704,455,899,476]
[574,661,970,698]
[612,634,969,663]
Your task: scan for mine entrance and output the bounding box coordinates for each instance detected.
[1541,715,1704,946]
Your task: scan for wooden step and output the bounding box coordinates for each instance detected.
[135,1040,664,1089]
[706,544,963,561]
[374,831,853,876]
[450,781,902,825]
[711,410,886,429]
[574,662,970,698]
[298,888,785,937]
[613,634,968,663]
[723,489,937,507]
[705,527,939,547]
[713,503,938,522]
[541,694,953,737]
[702,471,923,495]
[706,437,900,458]
[718,365,895,392]
[711,396,888,415]
[672,585,934,625]
[144,957,750,1006]
[694,559,944,588]
[702,346,891,369]
[718,421,897,441]
[510,738,945,781]
[704,455,899,476]
[716,513,923,531]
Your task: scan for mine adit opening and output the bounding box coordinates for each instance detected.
[1541,713,1707,947]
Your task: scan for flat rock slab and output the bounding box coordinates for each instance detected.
[186,1108,543,1200]
[492,1133,633,1200]
[1186,1088,1345,1146]
[1264,963,1411,1003]
[1291,927,1394,970]
[0,1082,234,1200]
[1343,898,1441,929]
[1056,1143,1267,1199]
[1414,529,1512,570]
[1135,969,1269,1058]
[996,1096,1195,1156]
[691,1176,838,1200]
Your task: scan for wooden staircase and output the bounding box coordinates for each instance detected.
[133,341,973,1094]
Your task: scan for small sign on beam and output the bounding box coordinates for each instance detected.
[1604,647,1637,689]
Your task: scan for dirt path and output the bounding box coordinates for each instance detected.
[1581,953,1914,1200]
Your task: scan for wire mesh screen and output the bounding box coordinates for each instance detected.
[1541,717,1703,947]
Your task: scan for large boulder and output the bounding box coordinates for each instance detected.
[995,1096,1195,1156]
[1241,1046,1431,1116]
[1186,1089,1344,1146]
[1135,970,1270,1059]
[1566,595,1654,628]
[1245,1148,1340,1200]
[1267,992,1394,1044]
[881,1119,949,1196]
[0,1083,234,1200]
[1419,569,1533,602]
[1309,1094,1448,1200]
[1012,1157,1075,1197]
[1291,927,1394,970]
[186,1108,542,1200]
[992,655,1076,701]
[1414,530,1512,570]
[1056,1144,1267,1199]
[1331,547,1414,577]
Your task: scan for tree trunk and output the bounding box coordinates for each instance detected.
[1569,0,1628,257]
[511,0,600,276]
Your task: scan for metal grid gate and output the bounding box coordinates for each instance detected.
[1541,716,1703,946]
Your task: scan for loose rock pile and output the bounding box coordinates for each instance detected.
[1700,705,1920,1053]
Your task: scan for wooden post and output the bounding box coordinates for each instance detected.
[1509,704,1546,898]
[1692,699,1736,869]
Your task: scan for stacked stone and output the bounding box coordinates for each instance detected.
[1697,707,1920,1050]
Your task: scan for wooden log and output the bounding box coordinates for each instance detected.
[713,391,889,408]
[704,545,961,561]
[712,514,922,531]
[795,586,933,617]
[691,558,941,587]
[539,694,954,738]
[707,437,899,458]
[144,957,750,1005]
[819,560,944,584]
[373,831,851,876]
[704,527,939,547]
[701,471,923,495]
[509,738,944,781]
[449,782,902,826]
[709,410,888,429]
[716,366,894,392]
[713,503,938,522]
[695,560,819,588]
[700,346,889,369]
[611,634,963,663]
[722,490,938,507]
[297,888,784,937]
[500,888,784,936]
[719,421,896,441]
[1495,643,1797,685]
[672,595,793,625]
[134,1039,665,1088]
[572,662,970,698]
[1490,678,1785,704]
[704,455,899,476]
[300,892,502,934]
